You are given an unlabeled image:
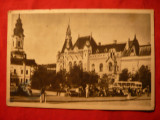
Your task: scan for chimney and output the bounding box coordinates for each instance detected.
[99,42,101,46]
[113,40,117,44]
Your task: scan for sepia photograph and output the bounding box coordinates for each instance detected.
[7,9,155,110]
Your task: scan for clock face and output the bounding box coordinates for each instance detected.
[86,41,90,46]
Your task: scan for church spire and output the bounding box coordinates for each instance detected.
[134,34,137,40]
[61,20,73,53]
[66,19,71,36]
[14,14,24,37]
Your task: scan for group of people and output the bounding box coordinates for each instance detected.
[39,83,147,103]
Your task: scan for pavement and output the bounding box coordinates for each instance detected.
[10,89,151,103]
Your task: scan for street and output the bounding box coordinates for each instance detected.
[10,89,152,110]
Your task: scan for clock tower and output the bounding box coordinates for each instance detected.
[11,15,26,59]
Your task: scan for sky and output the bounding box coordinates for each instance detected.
[10,12,151,64]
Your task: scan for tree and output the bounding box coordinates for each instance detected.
[66,65,99,87]
[68,65,83,87]
[99,74,109,88]
[88,72,99,85]
[31,66,56,90]
[119,68,130,81]
[138,65,151,91]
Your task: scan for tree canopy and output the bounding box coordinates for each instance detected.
[119,68,130,81]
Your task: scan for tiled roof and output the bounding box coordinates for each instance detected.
[97,43,126,53]
[139,45,151,56]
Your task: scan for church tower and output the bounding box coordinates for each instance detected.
[61,21,73,53]
[11,15,26,59]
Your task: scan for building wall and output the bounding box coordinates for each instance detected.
[120,56,151,74]
[10,64,35,85]
[57,48,151,80]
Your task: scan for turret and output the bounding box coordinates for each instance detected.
[11,14,26,59]
[61,21,73,53]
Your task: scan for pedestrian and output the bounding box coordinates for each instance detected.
[40,87,46,103]
[85,84,89,98]
[66,86,70,96]
[57,83,63,96]
[147,85,150,96]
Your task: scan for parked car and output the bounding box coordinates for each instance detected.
[17,85,32,96]
[69,88,79,97]
[10,83,18,93]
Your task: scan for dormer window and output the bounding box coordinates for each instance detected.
[86,40,90,46]
[96,49,99,53]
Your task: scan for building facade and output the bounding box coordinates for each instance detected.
[10,15,37,86]
[56,23,151,80]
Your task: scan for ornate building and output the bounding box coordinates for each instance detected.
[10,15,37,86]
[56,23,151,80]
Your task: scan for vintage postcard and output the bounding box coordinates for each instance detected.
[7,9,155,110]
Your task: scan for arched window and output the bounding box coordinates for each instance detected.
[79,61,82,69]
[74,61,77,66]
[69,62,72,71]
[18,41,20,47]
[99,63,103,72]
[96,49,99,53]
[109,62,112,71]
[60,65,63,70]
[92,64,95,72]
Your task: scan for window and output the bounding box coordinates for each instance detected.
[79,61,82,69]
[99,63,103,72]
[21,70,23,74]
[18,41,20,47]
[26,70,28,75]
[109,62,112,71]
[92,64,95,72]
[14,69,16,74]
[26,79,28,83]
[96,49,99,53]
[74,61,77,66]
[60,65,63,70]
[69,62,72,71]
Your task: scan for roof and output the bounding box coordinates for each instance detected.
[14,15,24,37]
[61,24,73,53]
[73,35,97,53]
[122,36,140,56]
[61,39,73,53]
[11,50,26,55]
[11,58,37,66]
[139,45,151,56]
[97,43,126,53]
[42,64,56,68]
